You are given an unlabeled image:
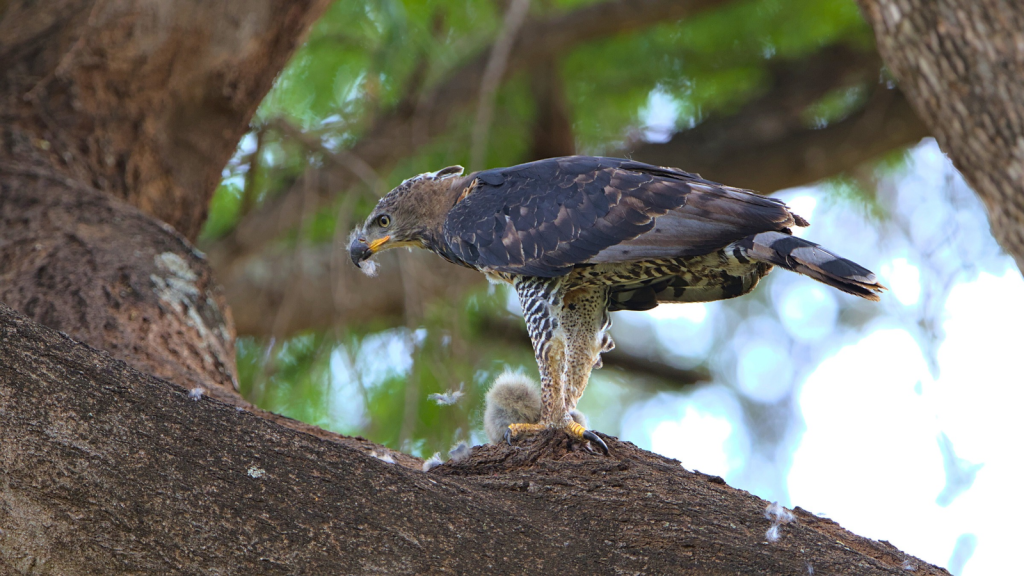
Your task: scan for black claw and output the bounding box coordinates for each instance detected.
[583,430,610,456]
[504,427,513,446]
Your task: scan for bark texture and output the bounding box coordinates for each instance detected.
[0,304,947,575]
[0,0,330,393]
[857,0,1024,272]
[0,180,237,395]
[0,0,329,240]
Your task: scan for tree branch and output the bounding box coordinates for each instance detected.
[268,117,386,195]
[529,58,576,159]
[628,44,930,191]
[0,304,948,575]
[470,0,533,171]
[207,0,733,268]
[633,86,927,192]
[223,240,709,388]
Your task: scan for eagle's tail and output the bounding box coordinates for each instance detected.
[737,232,886,301]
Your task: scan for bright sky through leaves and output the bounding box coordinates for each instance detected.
[639,141,1021,574]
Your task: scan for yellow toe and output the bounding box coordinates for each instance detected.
[505,422,547,441]
[565,420,588,441]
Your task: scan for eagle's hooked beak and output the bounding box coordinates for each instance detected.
[349,234,390,267]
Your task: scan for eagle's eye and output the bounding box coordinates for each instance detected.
[377,214,391,228]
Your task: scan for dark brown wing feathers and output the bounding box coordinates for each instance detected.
[441,156,801,277]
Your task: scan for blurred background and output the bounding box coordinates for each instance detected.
[198,1,1022,574]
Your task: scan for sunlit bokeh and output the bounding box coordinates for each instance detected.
[627,141,1021,574]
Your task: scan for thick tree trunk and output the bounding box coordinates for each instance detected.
[0,179,238,395]
[0,304,946,574]
[1,0,328,240]
[0,0,330,394]
[857,0,1024,272]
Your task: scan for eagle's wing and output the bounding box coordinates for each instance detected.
[441,156,803,277]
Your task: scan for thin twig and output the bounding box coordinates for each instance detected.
[330,192,360,329]
[269,118,385,195]
[267,165,319,339]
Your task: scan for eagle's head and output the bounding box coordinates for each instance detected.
[349,165,465,274]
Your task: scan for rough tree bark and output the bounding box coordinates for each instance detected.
[0,0,331,398]
[857,0,1024,272]
[0,305,947,574]
[0,0,943,571]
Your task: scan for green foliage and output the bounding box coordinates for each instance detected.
[238,333,335,431]
[820,176,887,221]
[563,0,871,151]
[802,85,868,128]
[202,0,875,244]
[200,181,243,242]
[206,0,889,457]
[677,0,869,59]
[258,0,504,127]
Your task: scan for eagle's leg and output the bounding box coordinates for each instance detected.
[505,278,610,454]
[558,286,612,455]
[505,277,573,444]
[504,337,564,442]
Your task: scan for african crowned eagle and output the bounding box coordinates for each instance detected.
[350,156,884,454]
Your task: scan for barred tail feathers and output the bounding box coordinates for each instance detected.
[738,232,885,301]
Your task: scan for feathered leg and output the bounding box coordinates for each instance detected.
[558,286,612,454]
[507,278,609,454]
[560,286,612,412]
[504,278,566,442]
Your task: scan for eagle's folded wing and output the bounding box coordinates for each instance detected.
[442,156,804,276]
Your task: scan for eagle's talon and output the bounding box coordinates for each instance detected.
[566,420,610,456]
[583,429,610,456]
[503,427,513,446]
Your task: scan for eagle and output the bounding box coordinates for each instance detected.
[350,156,884,454]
